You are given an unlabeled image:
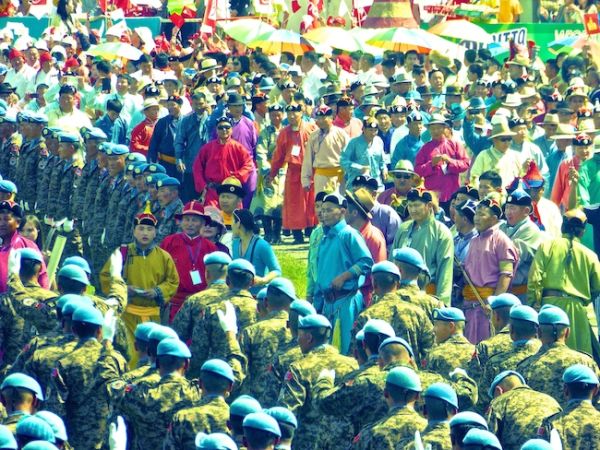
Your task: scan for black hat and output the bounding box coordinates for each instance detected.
[353,175,378,190]
[478,197,503,217]
[227,93,245,106]
[59,84,77,95]
[455,185,479,200]
[572,133,592,146]
[323,192,348,208]
[505,188,532,207]
[508,117,526,128]
[0,83,15,95]
[285,103,302,112]
[406,188,433,203]
[0,200,22,218]
[167,95,184,105]
[455,199,477,223]
[216,176,245,197]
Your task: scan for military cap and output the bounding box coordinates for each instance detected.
[22,442,59,450]
[391,248,428,273]
[1,373,43,400]
[134,322,158,342]
[204,251,232,265]
[0,425,17,449]
[148,325,179,342]
[371,261,401,278]
[359,95,380,108]
[72,304,103,326]
[126,152,147,163]
[243,412,281,437]
[426,113,449,127]
[462,429,501,449]
[521,439,553,450]
[572,133,592,146]
[433,307,465,322]
[423,382,458,409]
[201,359,235,383]
[363,319,395,338]
[62,296,94,317]
[265,406,297,428]
[195,432,237,450]
[28,112,48,124]
[17,111,31,123]
[455,199,477,224]
[217,176,245,197]
[157,177,181,188]
[489,370,526,397]
[230,395,262,417]
[144,163,167,174]
[323,192,348,208]
[57,133,79,144]
[298,314,332,330]
[378,336,414,358]
[538,305,570,326]
[290,299,316,317]
[81,127,107,140]
[563,364,599,385]
[256,288,268,302]
[62,256,92,275]
[146,173,169,186]
[374,108,390,117]
[509,305,538,325]
[34,412,67,442]
[99,142,113,153]
[228,258,256,276]
[57,265,90,285]
[449,411,488,429]
[133,164,149,175]
[0,114,16,124]
[488,293,521,310]
[355,329,365,341]
[386,366,421,391]
[157,338,192,358]
[406,187,433,203]
[267,277,297,301]
[16,416,55,443]
[105,144,129,156]
[506,188,532,207]
[56,293,83,312]
[353,175,379,190]
[18,248,43,264]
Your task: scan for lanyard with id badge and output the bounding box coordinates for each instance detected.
[187,243,203,285]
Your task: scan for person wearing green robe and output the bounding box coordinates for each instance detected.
[306,191,326,304]
[527,210,600,355]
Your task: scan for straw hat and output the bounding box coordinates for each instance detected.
[490,119,517,139]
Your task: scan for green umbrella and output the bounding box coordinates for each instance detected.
[218,19,276,45]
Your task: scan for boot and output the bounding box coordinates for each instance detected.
[262,215,272,243]
[292,230,304,244]
[304,227,314,238]
[271,217,282,244]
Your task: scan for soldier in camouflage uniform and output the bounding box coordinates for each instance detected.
[0,373,44,434]
[35,127,61,229]
[424,307,474,375]
[164,359,233,450]
[278,314,358,450]
[0,291,24,371]
[0,114,20,180]
[119,338,201,450]
[517,305,600,406]
[121,163,150,246]
[14,113,46,214]
[155,176,184,243]
[106,163,137,251]
[351,366,427,450]
[486,370,561,450]
[354,261,434,364]
[539,364,600,450]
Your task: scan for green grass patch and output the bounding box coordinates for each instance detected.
[274,244,308,298]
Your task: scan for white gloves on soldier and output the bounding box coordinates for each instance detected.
[7,250,20,276]
[62,219,74,233]
[109,416,127,450]
[217,301,237,334]
[109,248,123,278]
[317,369,336,384]
[102,309,117,342]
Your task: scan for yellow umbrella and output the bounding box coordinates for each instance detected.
[304,26,364,53]
[218,19,276,45]
[247,29,315,56]
[367,27,463,57]
[428,19,492,44]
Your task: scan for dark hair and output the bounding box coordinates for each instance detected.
[19,259,41,280]
[72,320,100,339]
[278,422,295,441]
[201,370,233,393]
[227,269,254,289]
[464,49,477,64]
[96,60,111,75]
[429,68,444,79]
[244,428,279,448]
[281,52,295,65]
[479,171,503,188]
[303,51,319,64]
[234,209,260,234]
[57,276,86,294]
[510,319,538,340]
[156,355,187,372]
[469,63,484,79]
[372,272,398,290]
[21,214,43,248]
[364,332,387,355]
[361,53,375,66]
[107,98,123,114]
[385,383,419,403]
[565,381,596,398]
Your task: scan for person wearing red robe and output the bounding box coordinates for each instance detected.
[129,99,160,157]
[192,116,255,207]
[269,103,318,244]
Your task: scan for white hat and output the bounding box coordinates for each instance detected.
[134,27,155,53]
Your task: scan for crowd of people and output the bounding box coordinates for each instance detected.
[0,10,598,450]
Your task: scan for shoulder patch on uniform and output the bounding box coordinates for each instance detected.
[22,298,36,307]
[285,371,293,382]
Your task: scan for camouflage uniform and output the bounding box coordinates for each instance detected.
[396,283,445,323]
[72,158,99,234]
[15,138,43,212]
[517,342,600,406]
[401,421,452,450]
[468,325,512,383]
[156,198,184,243]
[45,158,66,220]
[262,343,303,406]
[0,293,24,368]
[49,340,127,450]
[278,344,358,450]
[2,411,28,435]
[540,399,600,450]
[163,394,230,450]
[239,309,291,402]
[354,292,434,363]
[106,181,135,250]
[120,373,201,450]
[81,166,107,263]
[350,405,427,450]
[102,173,128,257]
[89,174,115,279]
[35,151,55,218]
[487,385,561,450]
[0,132,21,180]
[121,189,146,245]
[423,333,475,376]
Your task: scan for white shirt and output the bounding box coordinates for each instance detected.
[5,65,36,99]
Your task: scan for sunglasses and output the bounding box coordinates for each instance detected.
[394,173,413,180]
[499,137,513,142]
[217,125,232,131]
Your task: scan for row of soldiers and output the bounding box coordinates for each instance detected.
[2,239,600,450]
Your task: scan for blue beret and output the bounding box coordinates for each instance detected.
[489,293,521,310]
[449,411,488,429]
[0,113,16,124]
[378,336,414,358]
[195,432,237,450]
[16,416,55,443]
[433,307,465,322]
[203,251,232,265]
[256,288,268,302]
[57,133,79,144]
[386,366,421,392]
[0,180,17,194]
[298,314,331,330]
[230,395,262,417]
[489,370,526,398]
[133,163,149,175]
[0,65,7,76]
[423,382,458,409]
[105,144,130,156]
[228,259,256,276]
[34,412,67,442]
[157,176,181,188]
[57,265,90,285]
[81,127,107,141]
[148,325,179,342]
[391,248,429,273]
[265,407,297,429]
[22,442,59,450]
[146,173,169,185]
[42,127,61,138]
[126,162,142,173]
[17,111,31,123]
[28,113,48,124]
[18,248,43,264]
[371,261,400,278]
[72,304,103,326]
[1,373,43,400]
[134,322,158,342]
[61,296,94,317]
[510,305,539,325]
[506,188,532,207]
[62,256,92,275]
[268,277,297,301]
[56,294,85,312]
[243,412,281,437]
[363,319,395,338]
[98,142,113,153]
[563,364,599,385]
[538,305,570,326]
[0,424,17,449]
[157,338,191,358]
[521,439,554,450]
[127,153,147,163]
[143,163,167,174]
[201,359,235,383]
[355,329,365,341]
[462,429,501,450]
[290,299,316,317]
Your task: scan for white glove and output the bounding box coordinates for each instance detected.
[87,236,92,247]
[102,309,117,342]
[109,416,127,450]
[109,248,123,278]
[449,368,468,379]
[44,216,54,226]
[216,301,237,334]
[101,229,106,245]
[62,219,74,233]
[317,369,336,384]
[7,249,21,276]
